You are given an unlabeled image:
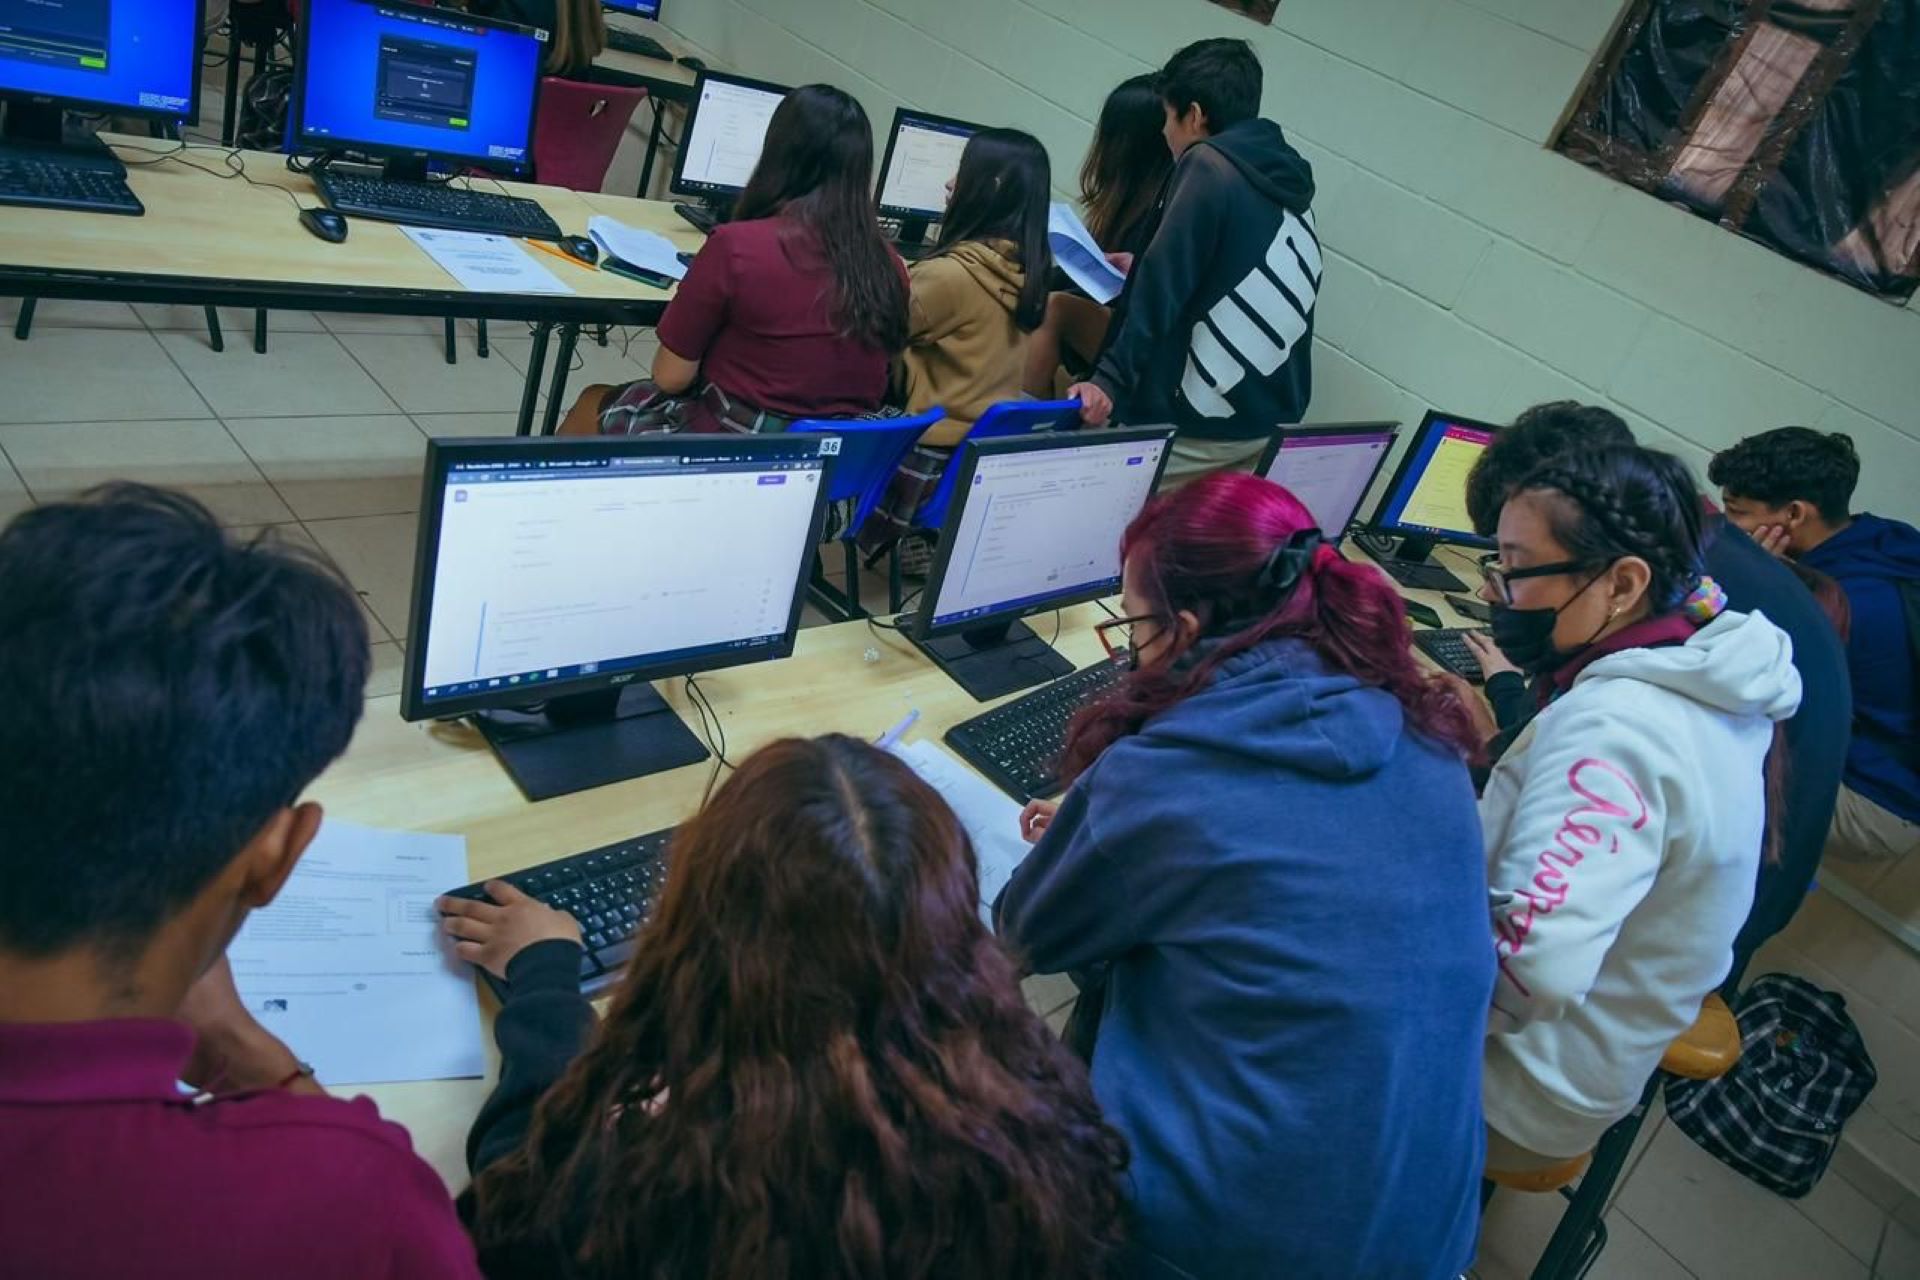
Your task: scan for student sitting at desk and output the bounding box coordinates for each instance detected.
[466,1,607,78]
[1069,39,1321,487]
[449,735,1128,1280]
[1473,445,1800,1176]
[1022,73,1173,398]
[0,486,479,1279]
[859,127,1053,556]
[560,85,908,438]
[996,474,1492,1279]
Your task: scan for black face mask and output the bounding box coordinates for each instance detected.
[1488,572,1611,675]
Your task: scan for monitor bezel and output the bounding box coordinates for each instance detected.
[400,434,836,724]
[601,0,663,17]
[1366,408,1505,551]
[874,105,985,221]
[667,67,794,200]
[911,427,1176,642]
[291,0,545,178]
[1255,420,1400,538]
[0,0,207,127]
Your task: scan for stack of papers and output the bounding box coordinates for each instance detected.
[587,215,690,282]
[1048,202,1127,304]
[228,820,485,1087]
[888,739,1031,923]
[401,226,573,295]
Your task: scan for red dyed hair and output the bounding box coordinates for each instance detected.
[1062,473,1481,780]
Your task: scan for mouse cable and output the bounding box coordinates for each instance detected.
[645,96,682,151]
[113,140,311,212]
[683,673,732,805]
[865,585,924,636]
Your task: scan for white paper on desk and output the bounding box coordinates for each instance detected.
[227,820,485,1087]
[587,215,688,281]
[1048,202,1126,304]
[400,225,574,295]
[888,739,1031,924]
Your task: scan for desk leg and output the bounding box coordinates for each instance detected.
[638,103,665,199]
[13,298,34,341]
[515,323,552,436]
[222,26,242,147]
[540,324,580,436]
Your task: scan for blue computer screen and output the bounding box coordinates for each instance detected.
[297,0,542,170]
[603,0,662,16]
[0,0,199,119]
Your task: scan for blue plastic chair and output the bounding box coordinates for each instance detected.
[888,397,1080,610]
[790,408,945,620]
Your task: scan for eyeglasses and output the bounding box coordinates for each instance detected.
[1095,613,1162,660]
[1478,554,1597,606]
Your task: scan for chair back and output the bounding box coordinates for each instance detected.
[916,397,1079,531]
[790,409,946,538]
[532,78,648,192]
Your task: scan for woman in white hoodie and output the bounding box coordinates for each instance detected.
[1476,445,1802,1172]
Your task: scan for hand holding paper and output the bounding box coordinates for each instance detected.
[1049,202,1128,304]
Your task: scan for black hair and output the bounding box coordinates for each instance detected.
[1080,74,1173,252]
[934,127,1054,331]
[1707,426,1859,524]
[0,485,370,957]
[1465,401,1637,537]
[1157,38,1263,133]
[734,85,909,353]
[1517,445,1706,614]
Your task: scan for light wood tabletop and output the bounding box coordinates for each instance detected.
[597,15,701,98]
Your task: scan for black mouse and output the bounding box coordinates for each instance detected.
[559,235,599,266]
[299,208,348,244]
[678,54,707,71]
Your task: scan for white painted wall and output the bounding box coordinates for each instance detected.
[662,0,1920,521]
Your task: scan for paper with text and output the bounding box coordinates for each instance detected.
[228,820,485,1086]
[888,738,1031,923]
[1048,202,1126,304]
[587,215,689,281]
[401,225,573,294]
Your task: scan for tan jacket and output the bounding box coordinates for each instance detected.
[897,239,1029,448]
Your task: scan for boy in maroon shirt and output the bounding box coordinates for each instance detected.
[0,486,479,1280]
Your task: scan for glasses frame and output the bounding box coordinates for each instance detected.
[1477,554,1599,606]
[1095,613,1163,661]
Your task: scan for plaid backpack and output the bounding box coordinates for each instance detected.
[1665,974,1878,1199]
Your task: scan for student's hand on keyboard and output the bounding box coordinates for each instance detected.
[1020,798,1060,844]
[1463,629,1519,680]
[437,880,583,980]
[1068,382,1113,427]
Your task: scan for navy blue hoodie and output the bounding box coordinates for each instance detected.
[1803,513,1920,823]
[996,639,1491,1280]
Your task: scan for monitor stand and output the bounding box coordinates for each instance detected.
[672,195,730,235]
[1354,530,1469,594]
[473,684,711,802]
[0,96,126,176]
[382,155,430,184]
[912,619,1074,703]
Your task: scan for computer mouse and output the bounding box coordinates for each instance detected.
[559,235,599,266]
[299,207,349,244]
[678,54,707,71]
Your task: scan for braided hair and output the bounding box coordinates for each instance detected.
[1516,445,1706,614]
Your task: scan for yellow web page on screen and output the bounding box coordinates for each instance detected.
[1399,429,1490,533]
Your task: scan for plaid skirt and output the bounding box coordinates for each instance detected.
[855,444,952,559]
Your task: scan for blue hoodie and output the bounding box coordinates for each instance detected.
[996,639,1492,1280]
[1803,513,1920,823]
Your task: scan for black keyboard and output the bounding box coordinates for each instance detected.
[1369,554,1468,593]
[0,151,142,216]
[444,827,674,999]
[673,201,719,234]
[945,659,1127,802]
[607,27,673,59]
[1414,627,1489,684]
[315,172,564,240]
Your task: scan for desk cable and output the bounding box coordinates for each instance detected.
[682,673,732,804]
[111,139,315,212]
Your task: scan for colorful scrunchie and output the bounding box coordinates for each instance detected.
[1682,574,1728,623]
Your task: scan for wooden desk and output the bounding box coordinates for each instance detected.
[595,15,708,197]
[0,135,705,434]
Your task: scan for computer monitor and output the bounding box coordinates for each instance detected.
[292,0,544,180]
[876,107,982,245]
[602,0,662,16]
[402,434,835,801]
[1359,409,1502,591]
[1256,423,1398,542]
[0,0,203,142]
[911,429,1174,701]
[669,68,789,205]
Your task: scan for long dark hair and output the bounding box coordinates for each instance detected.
[1079,74,1172,252]
[733,85,909,352]
[1063,474,1480,781]
[933,128,1053,331]
[468,735,1129,1280]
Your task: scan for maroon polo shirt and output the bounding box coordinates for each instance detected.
[0,1019,480,1280]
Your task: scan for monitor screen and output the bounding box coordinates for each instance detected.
[295,0,542,173]
[1371,411,1502,548]
[672,70,787,197]
[0,0,201,121]
[924,431,1172,633]
[877,109,979,219]
[403,436,831,720]
[602,0,661,16]
[1260,425,1396,539]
